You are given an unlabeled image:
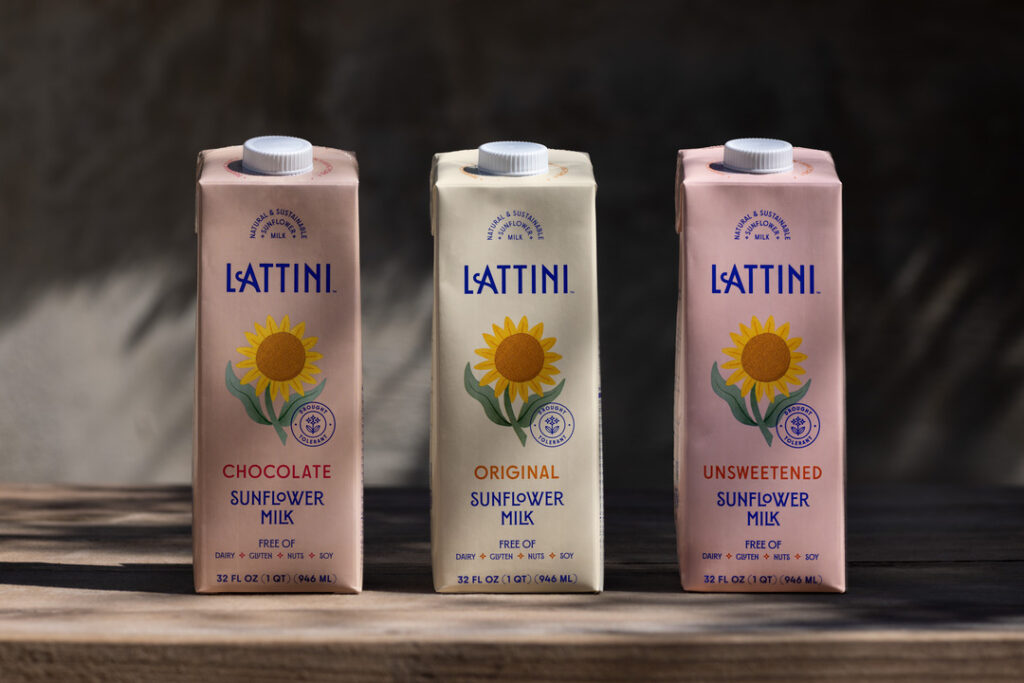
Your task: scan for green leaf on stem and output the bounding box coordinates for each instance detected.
[225,362,271,425]
[710,363,756,427]
[516,379,566,428]
[464,363,511,427]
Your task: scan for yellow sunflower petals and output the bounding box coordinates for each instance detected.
[739,323,751,339]
[721,360,741,370]
[236,346,256,357]
[528,380,544,396]
[267,315,278,333]
[291,322,305,338]
[542,364,561,375]
[236,359,255,369]
[256,376,270,395]
[756,382,765,401]
[298,373,316,384]
[518,382,529,402]
[725,368,746,385]
[721,347,741,358]
[751,316,762,334]
[473,360,496,371]
[787,337,803,350]
[544,352,562,363]
[774,381,789,397]
[541,337,557,350]
[791,352,807,362]
[741,377,754,396]
[503,317,516,335]
[280,315,291,332]
[240,368,261,384]
[765,383,775,400]
[478,369,501,386]
[529,322,544,339]
[777,322,790,338]
[290,379,305,396]
[303,336,319,349]
[492,324,506,340]
[765,315,775,332]
[730,332,745,346]
[304,364,321,375]
[494,378,509,398]
[475,347,496,359]
[517,316,528,332]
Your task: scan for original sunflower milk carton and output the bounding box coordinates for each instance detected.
[674,139,845,592]
[430,142,603,593]
[194,136,361,593]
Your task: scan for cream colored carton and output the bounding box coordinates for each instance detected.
[430,142,603,593]
[194,136,361,593]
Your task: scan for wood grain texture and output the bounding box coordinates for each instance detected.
[1,485,1023,681]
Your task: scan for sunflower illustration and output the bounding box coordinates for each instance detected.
[464,316,565,446]
[236,315,322,400]
[475,316,561,401]
[721,315,806,401]
[711,315,811,446]
[226,314,326,445]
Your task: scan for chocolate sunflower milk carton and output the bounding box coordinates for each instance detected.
[674,139,845,592]
[430,142,602,593]
[194,136,361,593]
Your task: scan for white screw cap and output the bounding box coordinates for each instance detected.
[722,138,794,174]
[478,141,549,176]
[242,135,314,175]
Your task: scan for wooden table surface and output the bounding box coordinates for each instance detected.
[1,484,1022,681]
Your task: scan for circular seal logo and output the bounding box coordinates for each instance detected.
[530,403,575,447]
[775,403,820,448]
[290,402,336,447]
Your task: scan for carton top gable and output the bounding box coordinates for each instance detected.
[197,145,358,186]
[678,146,839,187]
[675,146,840,233]
[432,149,595,188]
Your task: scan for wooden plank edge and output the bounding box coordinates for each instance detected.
[2,633,1023,682]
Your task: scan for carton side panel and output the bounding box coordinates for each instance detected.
[432,181,602,593]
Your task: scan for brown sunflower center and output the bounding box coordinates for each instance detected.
[256,332,307,381]
[494,333,545,382]
[741,333,791,382]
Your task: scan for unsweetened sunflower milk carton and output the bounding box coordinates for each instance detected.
[194,136,361,593]
[674,139,845,592]
[430,142,603,593]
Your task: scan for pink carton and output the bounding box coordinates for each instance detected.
[194,137,362,593]
[674,139,845,592]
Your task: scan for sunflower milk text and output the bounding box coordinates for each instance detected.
[716,490,811,527]
[463,264,570,295]
[230,489,326,525]
[470,490,565,526]
[710,264,817,295]
[225,262,333,294]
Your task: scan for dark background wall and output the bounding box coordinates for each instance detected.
[1,1,1022,486]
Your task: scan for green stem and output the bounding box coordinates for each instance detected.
[504,387,528,447]
[265,387,288,445]
[749,387,773,446]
